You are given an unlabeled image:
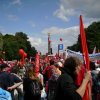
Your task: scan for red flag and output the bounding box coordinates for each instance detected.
[80,15,91,100]
[55,53,59,60]
[80,15,90,70]
[0,58,4,64]
[45,55,49,63]
[35,53,40,75]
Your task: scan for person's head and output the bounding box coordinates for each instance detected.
[25,64,35,74]
[50,59,55,65]
[26,67,40,82]
[55,61,63,68]
[90,61,96,70]
[0,63,9,71]
[11,65,19,74]
[25,58,29,63]
[31,57,35,62]
[64,56,82,80]
[27,68,36,79]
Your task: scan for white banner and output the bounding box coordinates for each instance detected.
[66,49,100,61]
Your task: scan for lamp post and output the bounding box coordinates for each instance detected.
[48,33,52,55]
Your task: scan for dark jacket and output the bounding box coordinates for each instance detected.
[0,71,22,90]
[0,71,22,100]
[23,77,43,100]
[53,69,82,100]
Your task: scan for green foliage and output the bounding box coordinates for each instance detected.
[0,32,37,60]
[68,21,100,53]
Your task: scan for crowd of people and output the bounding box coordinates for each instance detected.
[0,55,100,100]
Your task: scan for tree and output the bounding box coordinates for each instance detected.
[68,21,100,53]
[15,32,37,58]
[0,33,3,58]
[1,32,37,60]
[3,34,19,60]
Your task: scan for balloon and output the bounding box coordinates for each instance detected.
[24,52,27,58]
[19,49,24,56]
[60,38,62,41]
[48,39,51,43]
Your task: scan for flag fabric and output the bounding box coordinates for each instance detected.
[80,15,90,70]
[75,65,85,86]
[45,55,49,63]
[35,53,40,75]
[80,15,91,100]
[55,53,59,60]
[0,58,4,64]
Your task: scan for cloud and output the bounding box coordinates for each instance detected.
[28,36,48,54]
[28,36,42,46]
[11,0,21,5]
[42,27,61,34]
[54,0,100,21]
[54,4,76,22]
[42,23,91,53]
[42,26,79,53]
[7,14,19,21]
[42,26,79,36]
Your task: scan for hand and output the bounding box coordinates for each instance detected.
[84,71,91,83]
[7,86,13,91]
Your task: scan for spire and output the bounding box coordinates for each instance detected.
[48,33,52,55]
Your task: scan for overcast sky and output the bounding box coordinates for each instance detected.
[0,0,100,54]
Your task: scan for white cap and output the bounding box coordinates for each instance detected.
[57,62,63,67]
[96,68,100,71]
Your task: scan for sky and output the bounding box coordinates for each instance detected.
[0,0,100,55]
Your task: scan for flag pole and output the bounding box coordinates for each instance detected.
[80,15,92,100]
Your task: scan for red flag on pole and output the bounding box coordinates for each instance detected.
[80,15,91,100]
[80,15,90,70]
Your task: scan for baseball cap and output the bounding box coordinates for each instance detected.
[55,61,63,67]
[57,62,63,67]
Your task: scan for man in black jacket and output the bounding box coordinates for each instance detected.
[0,63,22,100]
[53,56,91,100]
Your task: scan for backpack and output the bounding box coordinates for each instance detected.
[30,81,41,96]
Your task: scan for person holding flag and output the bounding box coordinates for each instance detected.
[53,56,91,100]
[79,15,92,100]
[53,15,92,100]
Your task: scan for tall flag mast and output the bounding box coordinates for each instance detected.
[48,33,52,55]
